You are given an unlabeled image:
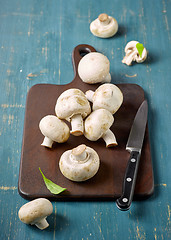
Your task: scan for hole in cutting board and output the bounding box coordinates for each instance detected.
[79,47,91,57]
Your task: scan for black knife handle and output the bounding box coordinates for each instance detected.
[116,151,141,211]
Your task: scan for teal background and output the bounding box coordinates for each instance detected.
[0,0,170,239]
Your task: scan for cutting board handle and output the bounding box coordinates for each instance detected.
[72,44,96,80]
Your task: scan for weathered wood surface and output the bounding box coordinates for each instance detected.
[0,0,170,239]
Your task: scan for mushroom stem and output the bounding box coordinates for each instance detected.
[102,129,118,147]
[34,218,49,230]
[41,137,53,148]
[71,144,87,162]
[85,90,95,102]
[98,13,110,26]
[103,73,111,83]
[70,114,84,136]
[122,49,138,66]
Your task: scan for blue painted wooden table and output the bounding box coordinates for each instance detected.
[0,0,170,239]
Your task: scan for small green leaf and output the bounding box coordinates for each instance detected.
[136,43,144,58]
[39,168,66,194]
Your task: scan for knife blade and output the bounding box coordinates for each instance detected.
[116,100,148,211]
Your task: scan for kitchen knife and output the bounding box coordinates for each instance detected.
[116,100,148,211]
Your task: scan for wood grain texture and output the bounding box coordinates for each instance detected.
[0,0,170,239]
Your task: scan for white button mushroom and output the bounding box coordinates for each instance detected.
[18,198,53,230]
[122,41,147,66]
[90,13,118,38]
[78,52,111,84]
[59,144,100,182]
[55,89,91,136]
[39,115,70,148]
[84,109,118,147]
[85,83,123,114]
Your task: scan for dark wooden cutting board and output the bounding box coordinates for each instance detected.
[18,44,154,201]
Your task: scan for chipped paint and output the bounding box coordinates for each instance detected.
[136,225,146,240]
[58,15,62,84]
[1,103,24,108]
[27,69,48,79]
[125,74,137,78]
[154,183,167,187]
[42,47,48,60]
[53,205,57,240]
[27,72,39,79]
[0,186,17,190]
[153,228,157,240]
[167,205,171,223]
[162,0,171,41]
[93,214,105,240]
[2,114,14,125]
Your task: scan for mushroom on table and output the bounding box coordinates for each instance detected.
[18,198,53,230]
[39,115,70,148]
[122,41,147,66]
[55,89,91,136]
[59,144,100,182]
[86,83,123,114]
[78,52,111,84]
[90,13,118,38]
[84,109,117,147]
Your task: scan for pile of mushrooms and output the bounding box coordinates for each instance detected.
[38,82,123,149]
[90,13,118,38]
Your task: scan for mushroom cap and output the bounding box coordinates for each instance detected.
[84,109,114,141]
[39,115,70,143]
[92,83,123,114]
[90,14,118,38]
[59,144,100,182]
[18,198,53,225]
[55,89,91,121]
[78,52,111,84]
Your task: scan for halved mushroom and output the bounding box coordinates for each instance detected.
[84,109,117,147]
[85,83,123,114]
[39,115,70,148]
[55,89,91,136]
[122,41,147,66]
[18,198,53,230]
[78,52,111,84]
[59,144,100,182]
[90,13,118,38]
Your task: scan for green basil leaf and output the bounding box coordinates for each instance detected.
[39,168,66,194]
[136,43,144,58]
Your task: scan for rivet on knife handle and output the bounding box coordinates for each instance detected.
[116,151,140,211]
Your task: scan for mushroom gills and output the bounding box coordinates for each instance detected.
[59,144,100,182]
[122,41,147,66]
